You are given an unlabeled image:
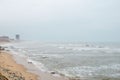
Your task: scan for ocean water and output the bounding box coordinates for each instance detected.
[5,41,120,80]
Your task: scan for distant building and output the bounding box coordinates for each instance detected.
[15,34,20,40]
[0,36,10,42]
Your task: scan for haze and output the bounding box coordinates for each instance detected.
[0,0,120,42]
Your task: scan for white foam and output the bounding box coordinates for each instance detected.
[59,64,120,78]
[38,54,63,58]
[57,44,110,52]
[26,58,47,72]
[3,43,48,73]
[111,73,120,77]
[4,42,120,79]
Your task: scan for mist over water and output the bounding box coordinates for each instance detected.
[7,41,120,80]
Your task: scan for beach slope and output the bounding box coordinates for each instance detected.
[0,51,38,80]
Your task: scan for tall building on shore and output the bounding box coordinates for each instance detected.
[15,34,20,40]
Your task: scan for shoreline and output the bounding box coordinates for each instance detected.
[0,51,38,80]
[0,43,70,80]
[9,50,70,80]
[1,41,120,80]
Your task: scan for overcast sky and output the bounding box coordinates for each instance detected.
[0,0,120,42]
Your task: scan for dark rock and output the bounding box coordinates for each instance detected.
[50,71,56,74]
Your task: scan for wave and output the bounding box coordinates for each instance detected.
[59,64,120,78]
[3,41,120,80]
[26,58,47,72]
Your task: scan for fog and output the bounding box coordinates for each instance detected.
[0,0,120,42]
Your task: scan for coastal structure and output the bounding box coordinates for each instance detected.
[15,34,20,40]
[0,36,10,42]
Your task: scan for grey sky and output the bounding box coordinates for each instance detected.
[0,0,120,42]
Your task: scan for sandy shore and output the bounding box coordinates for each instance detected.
[0,51,38,80]
[0,42,70,80]
[9,51,70,80]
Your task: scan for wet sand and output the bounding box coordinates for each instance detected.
[10,51,69,80]
[0,43,69,80]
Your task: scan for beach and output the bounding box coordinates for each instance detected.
[1,41,120,80]
[0,50,70,80]
[0,42,70,80]
[0,51,38,80]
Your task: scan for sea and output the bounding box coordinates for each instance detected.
[3,41,120,80]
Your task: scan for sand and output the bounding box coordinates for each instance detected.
[0,51,38,80]
[0,42,70,80]
[0,41,86,80]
